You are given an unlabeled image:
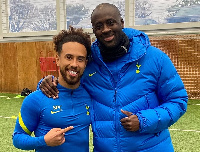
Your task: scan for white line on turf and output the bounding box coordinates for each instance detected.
[0,116,17,119]
[169,129,200,133]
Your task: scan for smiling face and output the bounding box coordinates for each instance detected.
[56,42,87,89]
[91,4,124,49]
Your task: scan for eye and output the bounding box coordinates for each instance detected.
[107,19,115,26]
[78,57,86,62]
[95,23,103,30]
[66,54,72,60]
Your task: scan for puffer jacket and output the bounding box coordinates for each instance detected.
[82,28,188,152]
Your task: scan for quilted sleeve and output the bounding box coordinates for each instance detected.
[137,52,188,133]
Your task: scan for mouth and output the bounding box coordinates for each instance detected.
[68,70,78,77]
[104,35,114,42]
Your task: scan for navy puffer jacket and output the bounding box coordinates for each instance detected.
[82,28,188,152]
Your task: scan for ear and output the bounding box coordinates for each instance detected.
[85,60,88,68]
[121,18,124,28]
[56,54,60,66]
[92,27,95,35]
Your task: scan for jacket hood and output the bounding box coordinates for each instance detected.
[91,28,151,64]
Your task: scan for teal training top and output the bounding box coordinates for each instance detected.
[13,83,91,152]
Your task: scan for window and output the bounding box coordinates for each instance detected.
[65,0,125,29]
[0,0,200,41]
[8,0,56,33]
[134,0,200,25]
[126,0,200,35]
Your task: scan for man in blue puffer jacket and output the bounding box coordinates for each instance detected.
[39,3,188,152]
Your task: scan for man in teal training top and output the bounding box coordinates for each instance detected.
[13,27,92,152]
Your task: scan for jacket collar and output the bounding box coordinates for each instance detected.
[91,28,151,65]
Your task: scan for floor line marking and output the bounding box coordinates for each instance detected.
[169,128,200,133]
[0,115,17,119]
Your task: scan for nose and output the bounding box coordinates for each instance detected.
[102,24,111,33]
[70,59,78,68]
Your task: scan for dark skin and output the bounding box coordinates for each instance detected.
[40,4,140,132]
[120,110,140,132]
[91,4,124,50]
[39,75,59,99]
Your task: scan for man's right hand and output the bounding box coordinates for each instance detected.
[39,75,59,99]
[44,126,74,147]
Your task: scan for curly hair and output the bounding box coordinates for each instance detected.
[53,26,91,59]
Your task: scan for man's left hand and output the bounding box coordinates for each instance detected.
[120,109,140,132]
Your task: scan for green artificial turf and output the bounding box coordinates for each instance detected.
[0,93,199,152]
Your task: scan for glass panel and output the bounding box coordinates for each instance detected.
[66,0,125,29]
[135,0,200,25]
[8,0,56,32]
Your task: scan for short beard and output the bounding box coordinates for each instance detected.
[60,67,82,86]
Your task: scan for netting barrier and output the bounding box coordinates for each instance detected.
[149,34,200,99]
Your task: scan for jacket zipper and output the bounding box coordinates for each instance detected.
[71,90,75,115]
[99,58,121,152]
[98,53,148,152]
[114,88,121,152]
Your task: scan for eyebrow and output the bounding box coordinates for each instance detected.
[78,56,86,59]
[65,54,86,58]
